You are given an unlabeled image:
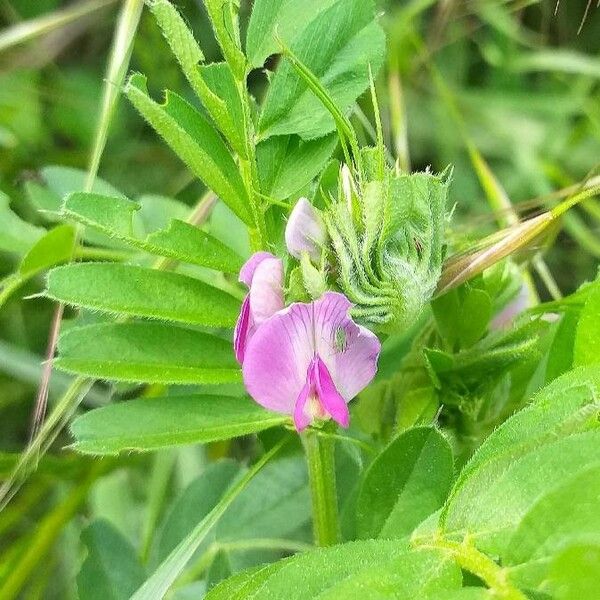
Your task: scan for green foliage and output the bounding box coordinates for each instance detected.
[356,427,453,539]
[124,74,252,225]
[573,280,600,366]
[0,192,44,254]
[77,520,146,600]
[63,192,244,272]
[70,395,287,454]
[45,263,241,327]
[258,0,385,139]
[256,134,337,201]
[55,322,240,384]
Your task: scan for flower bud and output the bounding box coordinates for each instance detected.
[323,160,451,333]
[285,197,327,263]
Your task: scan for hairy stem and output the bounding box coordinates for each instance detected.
[415,536,527,600]
[302,428,340,547]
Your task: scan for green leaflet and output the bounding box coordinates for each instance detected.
[45,263,241,327]
[573,279,600,367]
[546,544,600,600]
[246,0,338,68]
[18,224,74,275]
[440,367,600,557]
[356,427,453,539]
[258,0,385,139]
[256,134,337,201]
[62,192,244,273]
[55,322,240,385]
[77,520,146,600]
[70,395,287,455]
[148,0,245,155]
[208,541,465,600]
[0,191,44,254]
[504,464,600,572]
[125,73,252,225]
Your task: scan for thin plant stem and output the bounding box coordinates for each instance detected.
[0,0,118,53]
[302,428,340,547]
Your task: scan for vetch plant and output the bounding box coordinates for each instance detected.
[1,0,600,599]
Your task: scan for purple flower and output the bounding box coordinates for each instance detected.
[234,252,284,363]
[285,197,327,262]
[242,292,381,431]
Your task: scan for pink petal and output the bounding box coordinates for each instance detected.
[315,357,350,428]
[239,251,276,286]
[242,292,380,420]
[293,377,313,432]
[285,198,327,262]
[249,257,284,324]
[234,295,251,363]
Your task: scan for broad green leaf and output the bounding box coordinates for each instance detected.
[55,322,240,384]
[156,460,241,561]
[504,464,600,569]
[205,564,284,600]
[246,0,337,68]
[0,192,44,254]
[19,223,75,276]
[547,544,600,600]
[356,427,453,539]
[441,367,600,557]
[77,520,146,600]
[207,541,464,600]
[63,192,244,273]
[45,263,241,327]
[258,0,385,139]
[70,395,287,454]
[148,0,245,155]
[257,134,337,200]
[125,73,252,225]
[573,280,600,366]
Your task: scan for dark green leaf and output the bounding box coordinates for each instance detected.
[156,460,241,561]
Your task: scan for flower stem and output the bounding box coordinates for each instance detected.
[302,428,340,546]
